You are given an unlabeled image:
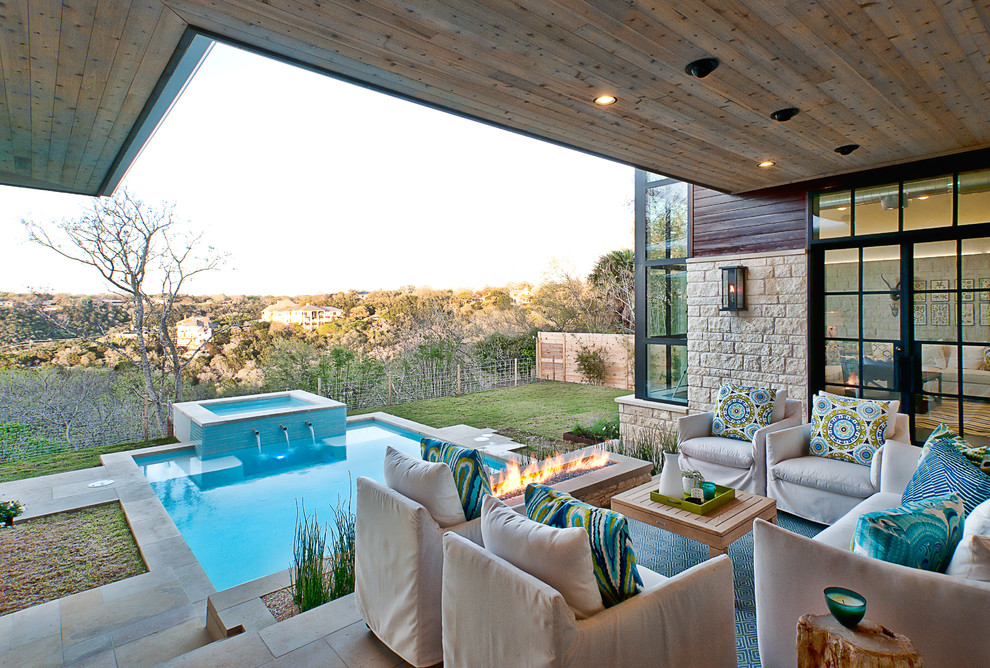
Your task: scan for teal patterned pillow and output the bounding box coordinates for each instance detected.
[421,438,492,520]
[524,483,642,607]
[853,493,964,572]
[921,423,989,468]
[809,392,888,466]
[711,383,777,442]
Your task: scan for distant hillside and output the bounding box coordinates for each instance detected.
[0,302,128,345]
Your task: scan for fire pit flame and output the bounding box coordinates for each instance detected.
[491,447,611,498]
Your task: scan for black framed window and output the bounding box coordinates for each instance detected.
[635,170,689,404]
[810,167,990,445]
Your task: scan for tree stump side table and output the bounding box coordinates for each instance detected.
[796,613,922,667]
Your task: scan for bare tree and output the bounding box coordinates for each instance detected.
[24,189,224,433]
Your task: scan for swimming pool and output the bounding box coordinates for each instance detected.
[137,418,510,590]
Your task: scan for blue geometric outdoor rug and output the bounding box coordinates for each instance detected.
[628,512,823,668]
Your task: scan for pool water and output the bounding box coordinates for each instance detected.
[137,420,423,590]
[201,394,313,417]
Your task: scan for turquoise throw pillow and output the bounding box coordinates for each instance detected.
[921,423,989,468]
[809,392,888,466]
[853,493,964,572]
[711,383,777,442]
[903,438,990,515]
[421,438,492,521]
[524,483,642,607]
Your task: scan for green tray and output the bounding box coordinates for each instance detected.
[650,484,735,515]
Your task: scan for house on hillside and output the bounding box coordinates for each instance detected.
[509,287,533,306]
[260,300,343,330]
[176,316,218,351]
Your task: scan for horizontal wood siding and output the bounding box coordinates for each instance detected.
[691,185,808,256]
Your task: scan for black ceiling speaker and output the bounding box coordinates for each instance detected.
[835,144,860,155]
[685,58,719,78]
[770,107,800,122]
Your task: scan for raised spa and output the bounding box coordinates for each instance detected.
[172,390,345,458]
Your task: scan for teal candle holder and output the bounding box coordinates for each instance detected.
[824,586,866,628]
[701,481,717,501]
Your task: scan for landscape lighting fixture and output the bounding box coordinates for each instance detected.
[758,160,775,168]
[770,107,800,122]
[835,144,860,155]
[685,57,719,78]
[594,94,617,106]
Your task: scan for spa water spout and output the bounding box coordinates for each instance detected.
[252,429,261,452]
[305,420,315,445]
[280,424,290,446]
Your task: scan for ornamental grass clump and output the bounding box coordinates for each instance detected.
[326,493,356,601]
[291,501,331,612]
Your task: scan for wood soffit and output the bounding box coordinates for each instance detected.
[2,1,990,196]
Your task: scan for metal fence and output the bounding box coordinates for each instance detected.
[0,358,540,462]
[317,357,539,409]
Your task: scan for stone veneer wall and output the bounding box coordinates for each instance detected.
[687,248,809,412]
[616,395,688,445]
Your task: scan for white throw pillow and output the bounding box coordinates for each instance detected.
[770,388,789,423]
[947,498,990,581]
[383,446,466,528]
[480,495,604,620]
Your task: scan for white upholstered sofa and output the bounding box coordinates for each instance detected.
[765,411,909,525]
[755,440,990,667]
[355,475,482,667]
[678,398,803,495]
[441,531,738,668]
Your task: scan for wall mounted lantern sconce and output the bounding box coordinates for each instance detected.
[720,266,747,312]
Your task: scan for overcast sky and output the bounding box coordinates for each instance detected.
[0,42,634,296]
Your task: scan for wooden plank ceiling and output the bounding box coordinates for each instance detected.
[3,1,990,195]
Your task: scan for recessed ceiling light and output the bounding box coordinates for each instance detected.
[685,58,719,78]
[594,95,617,106]
[770,107,800,122]
[758,160,775,168]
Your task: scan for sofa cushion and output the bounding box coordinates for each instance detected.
[770,388,789,423]
[679,436,754,469]
[902,438,990,515]
[771,455,875,498]
[421,438,493,521]
[853,493,965,572]
[383,445,466,528]
[809,392,888,466]
[480,495,604,619]
[524,483,642,607]
[947,499,990,582]
[711,383,778,442]
[813,492,904,550]
[921,423,989,468]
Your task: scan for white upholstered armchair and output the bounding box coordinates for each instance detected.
[764,411,910,525]
[355,475,482,667]
[440,531,738,668]
[677,398,803,495]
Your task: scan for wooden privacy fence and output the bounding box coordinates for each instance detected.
[536,332,634,390]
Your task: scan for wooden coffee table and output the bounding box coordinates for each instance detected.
[611,477,777,558]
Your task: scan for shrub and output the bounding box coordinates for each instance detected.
[569,415,620,441]
[574,344,608,385]
[603,422,678,476]
[291,502,330,612]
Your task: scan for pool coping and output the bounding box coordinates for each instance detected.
[172,389,344,428]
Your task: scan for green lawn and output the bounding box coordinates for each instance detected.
[0,436,178,484]
[351,381,628,440]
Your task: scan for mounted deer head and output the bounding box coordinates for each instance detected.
[880,274,901,316]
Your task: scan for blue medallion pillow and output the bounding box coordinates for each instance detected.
[421,438,492,521]
[809,392,888,466]
[902,438,990,515]
[853,493,964,572]
[524,483,642,607]
[711,383,778,442]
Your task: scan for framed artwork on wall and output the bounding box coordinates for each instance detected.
[962,279,975,302]
[982,303,990,327]
[931,303,951,326]
[914,304,927,326]
[914,279,926,303]
[931,279,950,303]
[962,303,976,326]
